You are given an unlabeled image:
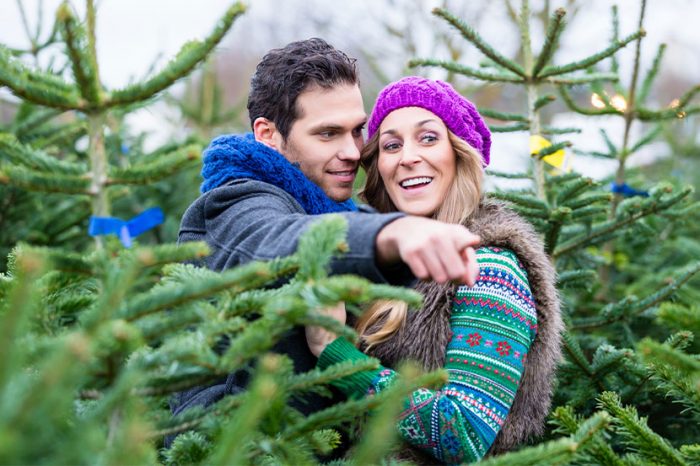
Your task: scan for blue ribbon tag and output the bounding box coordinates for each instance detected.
[611,182,649,198]
[89,207,164,247]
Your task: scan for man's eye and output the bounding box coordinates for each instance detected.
[352,126,365,137]
[320,131,336,138]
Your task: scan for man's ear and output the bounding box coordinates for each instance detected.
[253,117,283,151]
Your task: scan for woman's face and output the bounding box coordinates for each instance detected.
[377,106,457,217]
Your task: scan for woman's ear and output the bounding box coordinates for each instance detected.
[253,117,284,151]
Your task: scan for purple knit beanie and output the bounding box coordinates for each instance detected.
[367,76,491,166]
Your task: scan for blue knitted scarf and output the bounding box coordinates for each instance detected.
[200,133,357,214]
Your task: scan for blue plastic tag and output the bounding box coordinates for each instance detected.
[610,182,649,198]
[89,207,164,247]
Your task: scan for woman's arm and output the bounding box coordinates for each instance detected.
[316,247,538,464]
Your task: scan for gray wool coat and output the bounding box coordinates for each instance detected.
[364,198,564,463]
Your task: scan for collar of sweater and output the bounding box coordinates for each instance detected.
[200,132,357,214]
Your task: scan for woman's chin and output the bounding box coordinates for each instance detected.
[395,202,437,218]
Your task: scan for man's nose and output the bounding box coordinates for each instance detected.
[338,135,361,161]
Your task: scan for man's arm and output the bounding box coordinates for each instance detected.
[183,180,410,284]
[182,179,480,285]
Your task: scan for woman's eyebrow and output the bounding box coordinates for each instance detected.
[415,119,440,127]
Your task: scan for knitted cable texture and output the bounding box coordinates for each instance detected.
[366,76,492,166]
[200,132,357,214]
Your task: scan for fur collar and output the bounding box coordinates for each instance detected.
[365,198,563,458]
[200,132,357,214]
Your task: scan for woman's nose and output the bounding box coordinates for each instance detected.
[399,144,422,166]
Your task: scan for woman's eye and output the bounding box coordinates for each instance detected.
[383,142,401,151]
[421,133,438,143]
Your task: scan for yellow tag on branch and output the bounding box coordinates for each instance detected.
[529,135,569,171]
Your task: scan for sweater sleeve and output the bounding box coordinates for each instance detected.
[179,179,413,285]
[317,247,538,464]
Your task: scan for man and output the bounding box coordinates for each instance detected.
[173,38,479,432]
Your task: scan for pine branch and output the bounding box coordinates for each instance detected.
[129,242,211,269]
[0,249,46,393]
[479,108,529,122]
[432,7,526,77]
[488,191,549,212]
[25,120,87,150]
[555,176,596,205]
[550,406,624,466]
[533,141,572,159]
[0,46,83,110]
[590,345,634,379]
[532,8,567,77]
[573,262,700,329]
[0,164,90,194]
[638,338,700,374]
[629,125,663,154]
[538,30,645,78]
[21,245,93,275]
[208,355,279,466]
[647,363,700,418]
[296,216,351,281]
[561,192,613,210]
[598,391,686,465]
[572,149,616,159]
[408,58,524,83]
[0,133,86,175]
[490,122,530,132]
[562,332,596,378]
[637,103,700,121]
[287,359,380,394]
[546,72,620,85]
[534,94,557,111]
[106,144,200,186]
[544,207,572,254]
[541,126,581,135]
[57,3,101,105]
[554,186,693,257]
[485,170,532,180]
[11,108,65,138]
[637,43,666,104]
[559,85,622,116]
[557,269,597,289]
[482,411,611,466]
[106,3,246,107]
[119,256,298,321]
[609,6,621,76]
[570,205,608,221]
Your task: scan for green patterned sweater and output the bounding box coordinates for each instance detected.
[317,247,538,464]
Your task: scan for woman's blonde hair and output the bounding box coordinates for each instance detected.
[356,129,485,349]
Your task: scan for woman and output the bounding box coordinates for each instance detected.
[307,76,563,464]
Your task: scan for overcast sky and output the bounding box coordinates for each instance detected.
[2,0,699,88]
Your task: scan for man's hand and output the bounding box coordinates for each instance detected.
[306,302,346,357]
[375,216,481,286]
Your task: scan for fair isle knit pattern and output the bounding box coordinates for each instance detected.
[366,247,537,464]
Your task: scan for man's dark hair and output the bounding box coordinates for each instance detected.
[247,38,359,140]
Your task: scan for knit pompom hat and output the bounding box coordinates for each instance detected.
[367,76,491,166]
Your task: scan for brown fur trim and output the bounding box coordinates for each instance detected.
[365,198,564,458]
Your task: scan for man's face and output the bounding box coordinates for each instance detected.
[279,84,366,202]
